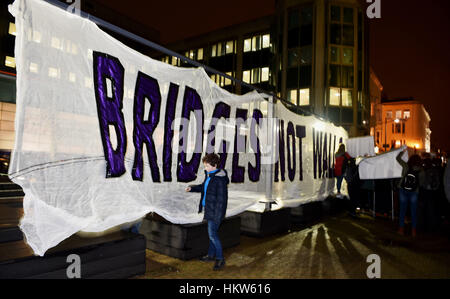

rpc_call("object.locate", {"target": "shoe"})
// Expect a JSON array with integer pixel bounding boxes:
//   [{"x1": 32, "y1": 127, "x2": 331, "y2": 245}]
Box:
[
  {"x1": 199, "y1": 255, "x2": 215, "y2": 262},
  {"x1": 213, "y1": 259, "x2": 225, "y2": 271},
  {"x1": 397, "y1": 227, "x2": 405, "y2": 236}
]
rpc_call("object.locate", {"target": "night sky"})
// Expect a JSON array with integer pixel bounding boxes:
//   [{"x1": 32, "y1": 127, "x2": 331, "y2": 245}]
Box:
[{"x1": 95, "y1": 0, "x2": 450, "y2": 152}]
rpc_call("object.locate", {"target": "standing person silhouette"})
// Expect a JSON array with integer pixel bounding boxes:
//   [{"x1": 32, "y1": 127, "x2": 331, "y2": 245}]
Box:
[
  {"x1": 185, "y1": 153, "x2": 229, "y2": 271},
  {"x1": 334, "y1": 144, "x2": 352, "y2": 198}
]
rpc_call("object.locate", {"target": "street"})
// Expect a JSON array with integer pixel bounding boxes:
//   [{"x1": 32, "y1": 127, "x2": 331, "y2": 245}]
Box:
[{"x1": 136, "y1": 212, "x2": 450, "y2": 279}]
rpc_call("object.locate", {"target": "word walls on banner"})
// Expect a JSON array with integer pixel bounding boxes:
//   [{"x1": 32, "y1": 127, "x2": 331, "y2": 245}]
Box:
[{"x1": 93, "y1": 51, "x2": 263, "y2": 184}]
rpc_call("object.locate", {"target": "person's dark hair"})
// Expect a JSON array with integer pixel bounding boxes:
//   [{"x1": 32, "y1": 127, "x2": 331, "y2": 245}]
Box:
[
  {"x1": 408, "y1": 154, "x2": 422, "y2": 168},
  {"x1": 202, "y1": 153, "x2": 220, "y2": 167}
]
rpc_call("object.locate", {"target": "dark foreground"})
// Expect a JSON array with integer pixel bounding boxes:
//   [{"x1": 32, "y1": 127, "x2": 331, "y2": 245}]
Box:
[{"x1": 134, "y1": 212, "x2": 450, "y2": 279}]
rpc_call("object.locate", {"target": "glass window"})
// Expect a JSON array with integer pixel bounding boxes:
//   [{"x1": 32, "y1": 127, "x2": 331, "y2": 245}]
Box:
[
  {"x1": 289, "y1": 10, "x2": 300, "y2": 29},
  {"x1": 198, "y1": 48, "x2": 203, "y2": 60},
  {"x1": 395, "y1": 110, "x2": 402, "y2": 119},
  {"x1": 330, "y1": 24, "x2": 341, "y2": 44},
  {"x1": 342, "y1": 89, "x2": 352, "y2": 107},
  {"x1": 342, "y1": 48, "x2": 353, "y2": 65},
  {"x1": 252, "y1": 36, "x2": 261, "y2": 51},
  {"x1": 329, "y1": 65, "x2": 340, "y2": 86},
  {"x1": 300, "y1": 46, "x2": 312, "y2": 64},
  {"x1": 243, "y1": 70, "x2": 250, "y2": 83},
  {"x1": 251, "y1": 68, "x2": 260, "y2": 84},
  {"x1": 261, "y1": 67, "x2": 269, "y2": 82},
  {"x1": 226, "y1": 41, "x2": 234, "y2": 54},
  {"x1": 225, "y1": 72, "x2": 232, "y2": 86},
  {"x1": 329, "y1": 88, "x2": 340, "y2": 106},
  {"x1": 288, "y1": 89, "x2": 297, "y2": 105},
  {"x1": 301, "y1": 6, "x2": 313, "y2": 24},
  {"x1": 288, "y1": 49, "x2": 299, "y2": 67},
  {"x1": 262, "y1": 34, "x2": 270, "y2": 48},
  {"x1": 244, "y1": 38, "x2": 251, "y2": 52},
  {"x1": 331, "y1": 47, "x2": 340, "y2": 63},
  {"x1": 331, "y1": 6, "x2": 340, "y2": 22},
  {"x1": 8, "y1": 23, "x2": 16, "y2": 36},
  {"x1": 341, "y1": 66, "x2": 354, "y2": 88},
  {"x1": 217, "y1": 43, "x2": 223, "y2": 56},
  {"x1": 344, "y1": 7, "x2": 353, "y2": 23},
  {"x1": 404, "y1": 110, "x2": 410, "y2": 119},
  {"x1": 386, "y1": 111, "x2": 393, "y2": 119},
  {"x1": 299, "y1": 88, "x2": 310, "y2": 106},
  {"x1": 342, "y1": 25, "x2": 354, "y2": 46},
  {"x1": 5, "y1": 56, "x2": 16, "y2": 68},
  {"x1": 211, "y1": 44, "x2": 217, "y2": 57}
]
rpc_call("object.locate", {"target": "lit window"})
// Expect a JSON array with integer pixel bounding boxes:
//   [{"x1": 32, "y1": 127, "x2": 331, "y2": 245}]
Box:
[
  {"x1": 5, "y1": 56, "x2": 15, "y2": 68},
  {"x1": 243, "y1": 70, "x2": 250, "y2": 83},
  {"x1": 330, "y1": 47, "x2": 340, "y2": 63},
  {"x1": 342, "y1": 48, "x2": 353, "y2": 65},
  {"x1": 184, "y1": 51, "x2": 189, "y2": 58},
  {"x1": 226, "y1": 41, "x2": 234, "y2": 54},
  {"x1": 299, "y1": 88, "x2": 310, "y2": 106},
  {"x1": 395, "y1": 110, "x2": 402, "y2": 119},
  {"x1": 262, "y1": 34, "x2": 270, "y2": 48},
  {"x1": 51, "y1": 37, "x2": 62, "y2": 50},
  {"x1": 261, "y1": 67, "x2": 269, "y2": 82},
  {"x1": 190, "y1": 50, "x2": 194, "y2": 59},
  {"x1": 171, "y1": 57, "x2": 178, "y2": 66},
  {"x1": 224, "y1": 72, "x2": 232, "y2": 86},
  {"x1": 251, "y1": 68, "x2": 260, "y2": 84},
  {"x1": 386, "y1": 111, "x2": 392, "y2": 119},
  {"x1": 29, "y1": 62, "x2": 38, "y2": 73},
  {"x1": 69, "y1": 72, "x2": 76, "y2": 82},
  {"x1": 198, "y1": 48, "x2": 203, "y2": 60},
  {"x1": 211, "y1": 45, "x2": 217, "y2": 57},
  {"x1": 8, "y1": 23, "x2": 16, "y2": 36},
  {"x1": 342, "y1": 89, "x2": 352, "y2": 107},
  {"x1": 244, "y1": 38, "x2": 251, "y2": 52},
  {"x1": 252, "y1": 36, "x2": 261, "y2": 51},
  {"x1": 288, "y1": 90, "x2": 297, "y2": 105},
  {"x1": 48, "y1": 67, "x2": 59, "y2": 78},
  {"x1": 329, "y1": 88, "x2": 340, "y2": 106},
  {"x1": 217, "y1": 43, "x2": 223, "y2": 56},
  {"x1": 404, "y1": 110, "x2": 410, "y2": 119}
]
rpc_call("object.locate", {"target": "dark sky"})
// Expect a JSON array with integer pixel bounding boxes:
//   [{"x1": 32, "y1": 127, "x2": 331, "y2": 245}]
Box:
[{"x1": 96, "y1": 0, "x2": 450, "y2": 152}]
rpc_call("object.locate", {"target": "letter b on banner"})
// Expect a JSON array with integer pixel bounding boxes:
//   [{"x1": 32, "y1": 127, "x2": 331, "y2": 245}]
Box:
[
  {"x1": 66, "y1": 254, "x2": 81, "y2": 279},
  {"x1": 366, "y1": 254, "x2": 381, "y2": 279}
]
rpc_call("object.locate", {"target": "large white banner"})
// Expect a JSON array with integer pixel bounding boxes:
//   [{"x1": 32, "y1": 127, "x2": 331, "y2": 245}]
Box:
[{"x1": 9, "y1": 0, "x2": 347, "y2": 256}]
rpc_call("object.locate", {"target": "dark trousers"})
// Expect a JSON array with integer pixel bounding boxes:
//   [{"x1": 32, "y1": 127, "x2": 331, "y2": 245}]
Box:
[{"x1": 207, "y1": 221, "x2": 223, "y2": 260}]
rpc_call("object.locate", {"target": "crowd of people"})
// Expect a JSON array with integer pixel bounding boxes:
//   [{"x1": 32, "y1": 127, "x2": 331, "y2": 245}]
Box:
[{"x1": 335, "y1": 144, "x2": 450, "y2": 238}]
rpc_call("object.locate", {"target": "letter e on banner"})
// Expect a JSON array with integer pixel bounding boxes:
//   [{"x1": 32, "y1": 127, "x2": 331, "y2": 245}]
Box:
[{"x1": 366, "y1": 254, "x2": 381, "y2": 279}]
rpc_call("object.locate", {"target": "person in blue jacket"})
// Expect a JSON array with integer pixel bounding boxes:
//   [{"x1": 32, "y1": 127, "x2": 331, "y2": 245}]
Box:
[{"x1": 185, "y1": 153, "x2": 229, "y2": 271}]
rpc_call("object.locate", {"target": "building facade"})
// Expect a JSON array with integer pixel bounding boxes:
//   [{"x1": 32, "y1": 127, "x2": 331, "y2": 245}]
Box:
[
  {"x1": 374, "y1": 98, "x2": 431, "y2": 153},
  {"x1": 158, "y1": 0, "x2": 370, "y2": 137}
]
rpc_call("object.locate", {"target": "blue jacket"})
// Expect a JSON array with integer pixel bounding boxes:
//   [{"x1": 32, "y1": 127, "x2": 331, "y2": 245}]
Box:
[{"x1": 189, "y1": 169, "x2": 229, "y2": 224}]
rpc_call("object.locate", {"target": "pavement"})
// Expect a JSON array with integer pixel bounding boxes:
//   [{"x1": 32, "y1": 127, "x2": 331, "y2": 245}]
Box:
[{"x1": 134, "y1": 212, "x2": 450, "y2": 279}]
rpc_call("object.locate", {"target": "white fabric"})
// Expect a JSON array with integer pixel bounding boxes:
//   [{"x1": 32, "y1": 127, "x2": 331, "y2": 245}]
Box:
[
  {"x1": 358, "y1": 146, "x2": 408, "y2": 180},
  {"x1": 9, "y1": 0, "x2": 348, "y2": 256},
  {"x1": 346, "y1": 136, "x2": 375, "y2": 158}
]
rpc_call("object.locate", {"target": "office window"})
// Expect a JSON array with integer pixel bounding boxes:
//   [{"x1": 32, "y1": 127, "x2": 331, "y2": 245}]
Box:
[
  {"x1": 197, "y1": 48, "x2": 203, "y2": 60},
  {"x1": 330, "y1": 88, "x2": 340, "y2": 106},
  {"x1": 9, "y1": 22, "x2": 16, "y2": 36},
  {"x1": 288, "y1": 89, "x2": 297, "y2": 105},
  {"x1": 244, "y1": 38, "x2": 251, "y2": 52},
  {"x1": 386, "y1": 111, "x2": 392, "y2": 119},
  {"x1": 299, "y1": 88, "x2": 310, "y2": 106},
  {"x1": 343, "y1": 7, "x2": 354, "y2": 24},
  {"x1": 342, "y1": 48, "x2": 353, "y2": 65},
  {"x1": 5, "y1": 56, "x2": 15, "y2": 68},
  {"x1": 261, "y1": 67, "x2": 269, "y2": 82},
  {"x1": 226, "y1": 41, "x2": 234, "y2": 54},
  {"x1": 395, "y1": 123, "x2": 401, "y2": 133},
  {"x1": 243, "y1": 70, "x2": 250, "y2": 83},
  {"x1": 342, "y1": 89, "x2": 352, "y2": 107},
  {"x1": 404, "y1": 110, "x2": 410, "y2": 119},
  {"x1": 262, "y1": 34, "x2": 270, "y2": 48},
  {"x1": 395, "y1": 110, "x2": 402, "y2": 119},
  {"x1": 224, "y1": 72, "x2": 232, "y2": 86},
  {"x1": 330, "y1": 47, "x2": 340, "y2": 63},
  {"x1": 331, "y1": 6, "x2": 340, "y2": 22},
  {"x1": 211, "y1": 44, "x2": 217, "y2": 57},
  {"x1": 251, "y1": 68, "x2": 260, "y2": 84}
]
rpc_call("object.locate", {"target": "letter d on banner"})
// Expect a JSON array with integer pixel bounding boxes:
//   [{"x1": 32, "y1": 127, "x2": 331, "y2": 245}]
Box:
[
  {"x1": 366, "y1": 254, "x2": 381, "y2": 279},
  {"x1": 66, "y1": 254, "x2": 81, "y2": 279}
]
